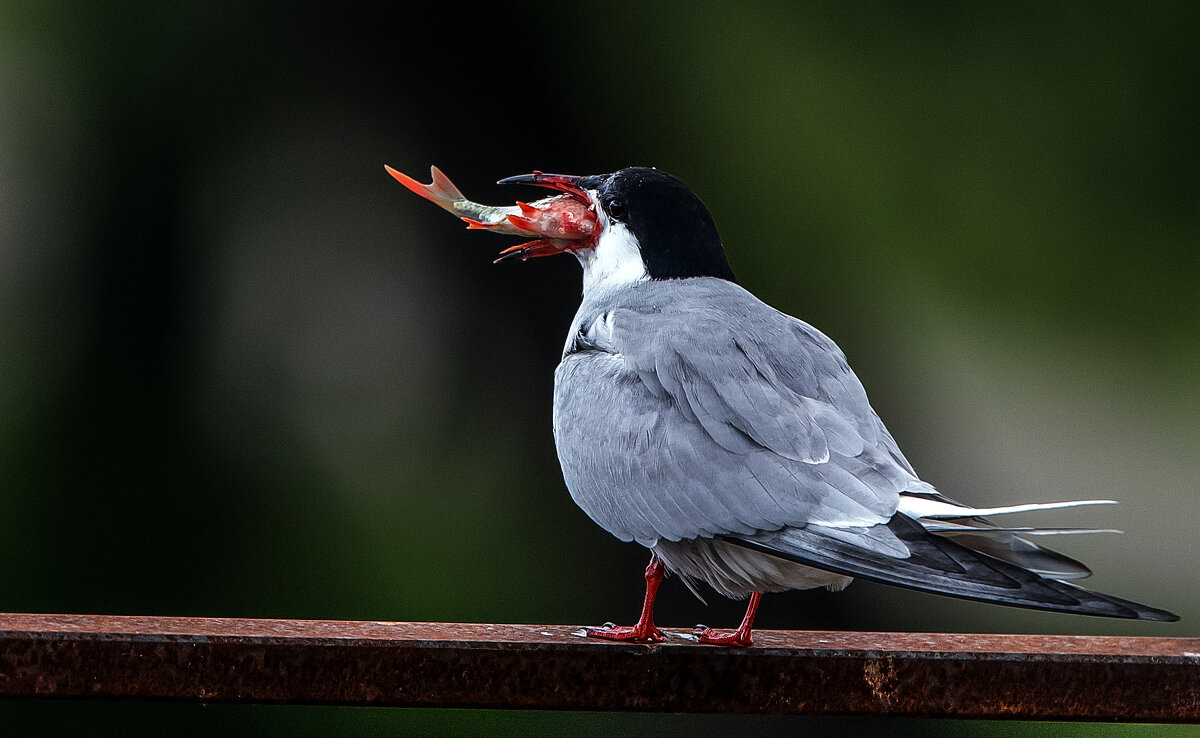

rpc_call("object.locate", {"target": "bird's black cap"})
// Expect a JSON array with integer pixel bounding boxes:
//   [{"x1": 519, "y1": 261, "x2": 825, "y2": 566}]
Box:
[{"x1": 582, "y1": 168, "x2": 737, "y2": 283}]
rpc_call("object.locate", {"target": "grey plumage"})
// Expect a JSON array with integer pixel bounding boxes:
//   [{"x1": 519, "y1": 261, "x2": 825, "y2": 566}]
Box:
[
  {"x1": 554, "y1": 277, "x2": 1176, "y2": 621},
  {"x1": 556, "y1": 279, "x2": 907, "y2": 544}
]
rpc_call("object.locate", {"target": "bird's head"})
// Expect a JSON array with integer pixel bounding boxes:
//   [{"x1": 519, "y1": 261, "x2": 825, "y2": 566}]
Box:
[{"x1": 498, "y1": 167, "x2": 737, "y2": 290}]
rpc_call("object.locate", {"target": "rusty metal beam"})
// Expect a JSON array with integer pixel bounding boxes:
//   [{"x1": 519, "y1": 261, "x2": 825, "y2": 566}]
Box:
[{"x1": 0, "y1": 613, "x2": 1196, "y2": 721}]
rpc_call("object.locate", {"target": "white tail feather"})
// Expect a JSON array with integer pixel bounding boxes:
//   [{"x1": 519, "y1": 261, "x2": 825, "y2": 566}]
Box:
[{"x1": 898, "y1": 496, "x2": 1116, "y2": 520}]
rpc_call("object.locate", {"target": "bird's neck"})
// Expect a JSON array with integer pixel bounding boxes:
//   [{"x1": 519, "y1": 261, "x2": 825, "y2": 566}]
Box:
[{"x1": 575, "y1": 222, "x2": 649, "y2": 297}]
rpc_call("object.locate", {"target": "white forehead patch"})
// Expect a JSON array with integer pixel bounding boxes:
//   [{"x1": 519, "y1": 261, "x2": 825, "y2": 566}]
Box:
[{"x1": 574, "y1": 190, "x2": 649, "y2": 296}]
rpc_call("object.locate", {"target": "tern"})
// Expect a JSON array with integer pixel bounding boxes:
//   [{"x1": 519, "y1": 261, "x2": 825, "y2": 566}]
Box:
[{"x1": 389, "y1": 164, "x2": 1178, "y2": 645}]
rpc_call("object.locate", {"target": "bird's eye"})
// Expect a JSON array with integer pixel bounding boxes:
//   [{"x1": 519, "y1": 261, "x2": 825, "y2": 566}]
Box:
[{"x1": 607, "y1": 198, "x2": 627, "y2": 219}]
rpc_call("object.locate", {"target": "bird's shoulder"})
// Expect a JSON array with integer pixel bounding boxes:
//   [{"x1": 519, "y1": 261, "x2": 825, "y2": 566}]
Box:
[
  {"x1": 573, "y1": 276, "x2": 797, "y2": 336},
  {"x1": 562, "y1": 278, "x2": 889, "y2": 463},
  {"x1": 571, "y1": 278, "x2": 850, "y2": 386}
]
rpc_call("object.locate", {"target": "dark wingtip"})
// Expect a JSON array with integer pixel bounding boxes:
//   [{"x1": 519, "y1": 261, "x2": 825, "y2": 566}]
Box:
[
  {"x1": 729, "y1": 519, "x2": 1183, "y2": 623},
  {"x1": 1138, "y1": 607, "x2": 1181, "y2": 623}
]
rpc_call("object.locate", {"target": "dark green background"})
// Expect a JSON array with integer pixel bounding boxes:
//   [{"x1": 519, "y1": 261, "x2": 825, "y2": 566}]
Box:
[{"x1": 1, "y1": 2, "x2": 1196, "y2": 735}]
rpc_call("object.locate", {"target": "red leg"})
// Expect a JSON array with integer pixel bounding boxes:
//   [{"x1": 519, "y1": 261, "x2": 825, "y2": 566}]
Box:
[
  {"x1": 586, "y1": 557, "x2": 666, "y2": 643},
  {"x1": 695, "y1": 591, "x2": 762, "y2": 647}
]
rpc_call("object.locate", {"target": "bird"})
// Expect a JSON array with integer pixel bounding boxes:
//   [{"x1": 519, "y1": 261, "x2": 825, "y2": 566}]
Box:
[{"x1": 391, "y1": 165, "x2": 1179, "y2": 645}]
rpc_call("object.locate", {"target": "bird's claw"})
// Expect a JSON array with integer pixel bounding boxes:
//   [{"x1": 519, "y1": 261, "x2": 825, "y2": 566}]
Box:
[
  {"x1": 582, "y1": 621, "x2": 666, "y2": 643},
  {"x1": 692, "y1": 624, "x2": 753, "y2": 647}
]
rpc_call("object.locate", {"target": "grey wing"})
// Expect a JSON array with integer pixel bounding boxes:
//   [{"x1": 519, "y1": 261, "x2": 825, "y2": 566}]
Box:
[{"x1": 552, "y1": 288, "x2": 922, "y2": 546}]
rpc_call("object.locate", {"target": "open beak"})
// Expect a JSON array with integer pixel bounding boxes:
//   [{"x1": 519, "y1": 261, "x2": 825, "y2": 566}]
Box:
[
  {"x1": 494, "y1": 171, "x2": 597, "y2": 263},
  {"x1": 497, "y1": 172, "x2": 591, "y2": 204}
]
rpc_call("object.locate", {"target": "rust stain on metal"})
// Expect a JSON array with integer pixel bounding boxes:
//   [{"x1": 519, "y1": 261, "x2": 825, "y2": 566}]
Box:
[
  {"x1": 862, "y1": 657, "x2": 899, "y2": 709},
  {"x1": 0, "y1": 613, "x2": 1196, "y2": 721}
]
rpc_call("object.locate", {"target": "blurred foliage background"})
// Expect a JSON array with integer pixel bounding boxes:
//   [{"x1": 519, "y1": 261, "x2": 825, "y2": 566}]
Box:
[{"x1": 1, "y1": 1, "x2": 1196, "y2": 735}]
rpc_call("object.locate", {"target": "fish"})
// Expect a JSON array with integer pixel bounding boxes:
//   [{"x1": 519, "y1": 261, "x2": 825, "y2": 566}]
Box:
[{"x1": 386, "y1": 165, "x2": 598, "y2": 261}]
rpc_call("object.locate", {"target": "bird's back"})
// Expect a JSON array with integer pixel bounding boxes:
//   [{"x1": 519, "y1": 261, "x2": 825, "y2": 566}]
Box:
[{"x1": 553, "y1": 278, "x2": 925, "y2": 547}]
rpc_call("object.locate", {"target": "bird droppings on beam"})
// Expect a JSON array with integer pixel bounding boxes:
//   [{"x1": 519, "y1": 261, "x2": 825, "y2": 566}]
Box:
[{"x1": 0, "y1": 613, "x2": 1196, "y2": 722}]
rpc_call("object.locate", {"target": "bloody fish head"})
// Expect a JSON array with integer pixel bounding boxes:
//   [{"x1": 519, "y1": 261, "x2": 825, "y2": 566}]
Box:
[{"x1": 493, "y1": 171, "x2": 600, "y2": 263}]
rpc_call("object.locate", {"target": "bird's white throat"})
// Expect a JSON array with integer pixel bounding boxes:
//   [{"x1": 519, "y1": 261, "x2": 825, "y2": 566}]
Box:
[{"x1": 575, "y1": 220, "x2": 649, "y2": 296}]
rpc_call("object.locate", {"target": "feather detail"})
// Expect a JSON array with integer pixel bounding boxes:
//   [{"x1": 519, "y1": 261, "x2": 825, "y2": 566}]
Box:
[
  {"x1": 898, "y1": 495, "x2": 1116, "y2": 519},
  {"x1": 922, "y1": 521, "x2": 1122, "y2": 536},
  {"x1": 730, "y1": 517, "x2": 1178, "y2": 621}
]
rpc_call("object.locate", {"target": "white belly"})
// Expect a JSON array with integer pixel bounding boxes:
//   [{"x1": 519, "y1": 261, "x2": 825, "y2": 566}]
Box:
[{"x1": 652, "y1": 536, "x2": 853, "y2": 599}]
